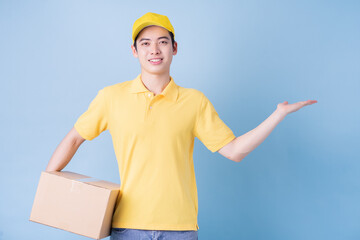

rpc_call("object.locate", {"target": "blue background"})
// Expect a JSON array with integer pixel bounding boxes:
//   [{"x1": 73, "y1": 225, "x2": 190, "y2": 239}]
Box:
[{"x1": 1, "y1": 0, "x2": 359, "y2": 239}]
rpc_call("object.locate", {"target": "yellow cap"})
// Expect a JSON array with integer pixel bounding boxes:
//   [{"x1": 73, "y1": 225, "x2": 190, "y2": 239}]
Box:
[{"x1": 132, "y1": 12, "x2": 175, "y2": 42}]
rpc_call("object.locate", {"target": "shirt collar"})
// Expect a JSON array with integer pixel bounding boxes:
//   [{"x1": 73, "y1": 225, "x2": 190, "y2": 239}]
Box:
[{"x1": 130, "y1": 73, "x2": 179, "y2": 102}]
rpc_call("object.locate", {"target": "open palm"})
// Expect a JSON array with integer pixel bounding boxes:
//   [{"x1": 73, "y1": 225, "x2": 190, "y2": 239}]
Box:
[{"x1": 277, "y1": 100, "x2": 318, "y2": 115}]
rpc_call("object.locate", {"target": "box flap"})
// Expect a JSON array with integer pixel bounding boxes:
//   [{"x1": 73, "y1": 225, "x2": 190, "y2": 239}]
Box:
[
  {"x1": 84, "y1": 180, "x2": 120, "y2": 190},
  {"x1": 45, "y1": 171, "x2": 120, "y2": 190},
  {"x1": 46, "y1": 171, "x2": 89, "y2": 180}
]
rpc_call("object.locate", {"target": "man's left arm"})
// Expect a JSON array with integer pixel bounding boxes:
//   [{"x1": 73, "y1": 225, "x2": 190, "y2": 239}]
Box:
[{"x1": 218, "y1": 100, "x2": 317, "y2": 162}]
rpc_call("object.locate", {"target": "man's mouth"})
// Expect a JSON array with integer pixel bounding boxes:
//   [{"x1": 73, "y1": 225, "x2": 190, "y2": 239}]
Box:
[{"x1": 148, "y1": 58, "x2": 163, "y2": 64}]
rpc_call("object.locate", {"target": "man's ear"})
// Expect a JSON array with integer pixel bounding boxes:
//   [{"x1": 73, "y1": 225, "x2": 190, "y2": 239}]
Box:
[
  {"x1": 172, "y1": 41, "x2": 178, "y2": 55},
  {"x1": 131, "y1": 44, "x2": 138, "y2": 58}
]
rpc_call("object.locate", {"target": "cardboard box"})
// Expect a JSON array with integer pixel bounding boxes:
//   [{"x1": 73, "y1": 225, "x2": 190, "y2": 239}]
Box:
[{"x1": 29, "y1": 171, "x2": 120, "y2": 239}]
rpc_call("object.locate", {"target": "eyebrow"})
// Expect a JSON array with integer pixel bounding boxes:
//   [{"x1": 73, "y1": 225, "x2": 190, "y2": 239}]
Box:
[{"x1": 139, "y1": 36, "x2": 170, "y2": 43}]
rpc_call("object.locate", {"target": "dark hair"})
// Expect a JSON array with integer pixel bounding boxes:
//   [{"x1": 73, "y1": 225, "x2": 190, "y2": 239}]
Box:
[{"x1": 133, "y1": 30, "x2": 175, "y2": 52}]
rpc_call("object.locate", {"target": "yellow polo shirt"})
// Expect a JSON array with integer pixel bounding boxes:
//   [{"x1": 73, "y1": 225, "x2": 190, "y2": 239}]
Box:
[{"x1": 74, "y1": 73, "x2": 236, "y2": 231}]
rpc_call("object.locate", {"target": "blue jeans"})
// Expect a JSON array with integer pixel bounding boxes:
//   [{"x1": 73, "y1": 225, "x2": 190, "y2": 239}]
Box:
[{"x1": 110, "y1": 228, "x2": 198, "y2": 240}]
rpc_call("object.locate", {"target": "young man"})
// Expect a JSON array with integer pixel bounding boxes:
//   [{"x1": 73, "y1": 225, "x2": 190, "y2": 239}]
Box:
[{"x1": 46, "y1": 12, "x2": 317, "y2": 240}]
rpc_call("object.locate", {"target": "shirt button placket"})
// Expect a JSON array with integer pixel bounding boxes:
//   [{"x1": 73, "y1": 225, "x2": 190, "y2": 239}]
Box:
[{"x1": 145, "y1": 92, "x2": 153, "y2": 120}]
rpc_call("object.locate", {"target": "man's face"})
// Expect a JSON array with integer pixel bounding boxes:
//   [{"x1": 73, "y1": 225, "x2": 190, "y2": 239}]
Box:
[{"x1": 131, "y1": 25, "x2": 177, "y2": 75}]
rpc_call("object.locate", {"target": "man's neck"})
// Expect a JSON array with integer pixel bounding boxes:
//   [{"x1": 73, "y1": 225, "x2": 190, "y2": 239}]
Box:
[{"x1": 140, "y1": 71, "x2": 171, "y2": 95}]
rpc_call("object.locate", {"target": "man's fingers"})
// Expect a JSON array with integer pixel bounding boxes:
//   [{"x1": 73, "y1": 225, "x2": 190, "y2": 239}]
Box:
[
  {"x1": 300, "y1": 100, "x2": 317, "y2": 106},
  {"x1": 279, "y1": 100, "x2": 317, "y2": 110},
  {"x1": 306, "y1": 100, "x2": 317, "y2": 105}
]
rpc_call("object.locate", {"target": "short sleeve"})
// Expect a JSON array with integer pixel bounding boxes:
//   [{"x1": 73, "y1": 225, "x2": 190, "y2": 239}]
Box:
[
  {"x1": 74, "y1": 88, "x2": 109, "y2": 140},
  {"x1": 194, "y1": 93, "x2": 236, "y2": 152}
]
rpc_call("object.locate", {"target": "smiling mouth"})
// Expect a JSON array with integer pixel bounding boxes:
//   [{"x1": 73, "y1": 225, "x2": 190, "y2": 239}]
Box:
[
  {"x1": 148, "y1": 58, "x2": 163, "y2": 62},
  {"x1": 148, "y1": 58, "x2": 163, "y2": 65}
]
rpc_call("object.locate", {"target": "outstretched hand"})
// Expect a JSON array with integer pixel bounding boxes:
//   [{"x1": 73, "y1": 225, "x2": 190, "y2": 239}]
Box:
[{"x1": 276, "y1": 100, "x2": 318, "y2": 116}]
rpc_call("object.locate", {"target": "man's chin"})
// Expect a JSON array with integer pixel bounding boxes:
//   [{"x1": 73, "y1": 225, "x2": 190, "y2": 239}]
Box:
[{"x1": 141, "y1": 66, "x2": 169, "y2": 75}]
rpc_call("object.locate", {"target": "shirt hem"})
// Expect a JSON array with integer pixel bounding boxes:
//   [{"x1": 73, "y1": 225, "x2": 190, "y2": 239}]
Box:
[
  {"x1": 111, "y1": 222, "x2": 199, "y2": 231},
  {"x1": 73, "y1": 123, "x2": 93, "y2": 141},
  {"x1": 210, "y1": 133, "x2": 236, "y2": 153}
]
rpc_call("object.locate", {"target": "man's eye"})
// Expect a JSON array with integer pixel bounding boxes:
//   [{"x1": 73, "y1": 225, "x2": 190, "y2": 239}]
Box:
[
  {"x1": 160, "y1": 41, "x2": 168, "y2": 44},
  {"x1": 142, "y1": 42, "x2": 149, "y2": 45}
]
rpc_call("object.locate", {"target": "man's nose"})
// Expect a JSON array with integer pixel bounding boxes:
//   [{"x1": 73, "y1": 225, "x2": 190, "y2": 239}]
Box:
[{"x1": 151, "y1": 44, "x2": 160, "y2": 54}]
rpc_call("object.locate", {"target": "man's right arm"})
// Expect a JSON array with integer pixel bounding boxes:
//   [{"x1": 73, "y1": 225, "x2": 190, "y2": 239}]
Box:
[{"x1": 45, "y1": 127, "x2": 86, "y2": 172}]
